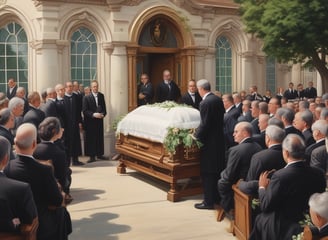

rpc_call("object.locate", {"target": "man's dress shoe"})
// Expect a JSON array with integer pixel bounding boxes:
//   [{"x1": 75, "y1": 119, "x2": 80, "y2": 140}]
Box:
[{"x1": 194, "y1": 202, "x2": 214, "y2": 210}]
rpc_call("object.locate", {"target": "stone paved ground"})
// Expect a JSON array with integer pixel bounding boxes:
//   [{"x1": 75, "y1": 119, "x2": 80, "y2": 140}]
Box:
[{"x1": 67, "y1": 158, "x2": 237, "y2": 240}]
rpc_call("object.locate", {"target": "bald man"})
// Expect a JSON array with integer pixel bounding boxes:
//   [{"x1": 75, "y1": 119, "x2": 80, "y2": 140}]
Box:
[
  {"x1": 4, "y1": 123, "x2": 72, "y2": 240},
  {"x1": 0, "y1": 136, "x2": 37, "y2": 233}
]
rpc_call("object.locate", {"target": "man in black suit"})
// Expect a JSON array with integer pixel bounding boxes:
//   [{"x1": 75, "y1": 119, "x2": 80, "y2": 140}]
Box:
[
  {"x1": 246, "y1": 85, "x2": 263, "y2": 101},
  {"x1": 4, "y1": 123, "x2": 72, "y2": 240},
  {"x1": 137, "y1": 73, "x2": 154, "y2": 106},
  {"x1": 238, "y1": 125, "x2": 286, "y2": 196},
  {"x1": 249, "y1": 134, "x2": 326, "y2": 240},
  {"x1": 293, "y1": 110, "x2": 315, "y2": 147},
  {"x1": 55, "y1": 84, "x2": 66, "y2": 128},
  {"x1": 305, "y1": 119, "x2": 327, "y2": 163},
  {"x1": 6, "y1": 77, "x2": 17, "y2": 100},
  {"x1": 40, "y1": 88, "x2": 57, "y2": 118},
  {"x1": 0, "y1": 108, "x2": 15, "y2": 159},
  {"x1": 217, "y1": 122, "x2": 262, "y2": 219},
  {"x1": 16, "y1": 87, "x2": 29, "y2": 115},
  {"x1": 73, "y1": 81, "x2": 83, "y2": 117},
  {"x1": 0, "y1": 136, "x2": 37, "y2": 233},
  {"x1": 304, "y1": 81, "x2": 317, "y2": 99},
  {"x1": 233, "y1": 93, "x2": 243, "y2": 114},
  {"x1": 22, "y1": 91, "x2": 45, "y2": 129},
  {"x1": 310, "y1": 145, "x2": 327, "y2": 173},
  {"x1": 223, "y1": 94, "x2": 240, "y2": 149},
  {"x1": 8, "y1": 97, "x2": 25, "y2": 136},
  {"x1": 237, "y1": 100, "x2": 253, "y2": 122},
  {"x1": 308, "y1": 192, "x2": 328, "y2": 238},
  {"x1": 193, "y1": 79, "x2": 225, "y2": 210},
  {"x1": 296, "y1": 83, "x2": 305, "y2": 99},
  {"x1": 156, "y1": 69, "x2": 181, "y2": 102},
  {"x1": 64, "y1": 81, "x2": 83, "y2": 166},
  {"x1": 180, "y1": 79, "x2": 202, "y2": 109},
  {"x1": 252, "y1": 113, "x2": 270, "y2": 149},
  {"x1": 82, "y1": 80, "x2": 107, "y2": 163},
  {"x1": 276, "y1": 107, "x2": 303, "y2": 137},
  {"x1": 283, "y1": 82, "x2": 298, "y2": 100},
  {"x1": 251, "y1": 100, "x2": 261, "y2": 134}
]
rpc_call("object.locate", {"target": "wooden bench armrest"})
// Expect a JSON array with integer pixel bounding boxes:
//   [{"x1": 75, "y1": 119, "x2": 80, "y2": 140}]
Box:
[
  {"x1": 20, "y1": 217, "x2": 38, "y2": 240},
  {"x1": 232, "y1": 184, "x2": 253, "y2": 240}
]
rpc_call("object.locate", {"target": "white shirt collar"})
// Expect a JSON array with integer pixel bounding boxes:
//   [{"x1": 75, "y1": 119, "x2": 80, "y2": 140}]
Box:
[
  {"x1": 202, "y1": 92, "x2": 211, "y2": 100},
  {"x1": 225, "y1": 105, "x2": 234, "y2": 113}
]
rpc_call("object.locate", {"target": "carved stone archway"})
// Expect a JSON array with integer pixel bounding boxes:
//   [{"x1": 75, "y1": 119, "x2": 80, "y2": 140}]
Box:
[{"x1": 127, "y1": 6, "x2": 196, "y2": 111}]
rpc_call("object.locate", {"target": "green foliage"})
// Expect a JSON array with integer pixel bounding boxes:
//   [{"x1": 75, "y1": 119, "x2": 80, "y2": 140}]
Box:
[
  {"x1": 237, "y1": 0, "x2": 328, "y2": 64},
  {"x1": 163, "y1": 127, "x2": 202, "y2": 154}
]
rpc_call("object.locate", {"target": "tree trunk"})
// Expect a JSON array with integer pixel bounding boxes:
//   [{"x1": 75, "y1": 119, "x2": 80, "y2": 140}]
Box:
[{"x1": 311, "y1": 52, "x2": 328, "y2": 93}]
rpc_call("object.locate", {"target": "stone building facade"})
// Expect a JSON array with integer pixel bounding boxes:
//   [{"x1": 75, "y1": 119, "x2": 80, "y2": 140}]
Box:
[{"x1": 0, "y1": 0, "x2": 320, "y2": 155}]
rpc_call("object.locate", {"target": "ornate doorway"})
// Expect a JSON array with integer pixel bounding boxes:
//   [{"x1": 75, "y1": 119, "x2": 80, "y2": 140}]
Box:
[{"x1": 127, "y1": 7, "x2": 195, "y2": 111}]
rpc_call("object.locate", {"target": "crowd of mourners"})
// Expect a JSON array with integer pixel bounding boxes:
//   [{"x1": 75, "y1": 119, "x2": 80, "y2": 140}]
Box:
[
  {"x1": 138, "y1": 70, "x2": 328, "y2": 240},
  {"x1": 1, "y1": 70, "x2": 328, "y2": 240},
  {"x1": 0, "y1": 77, "x2": 107, "y2": 240}
]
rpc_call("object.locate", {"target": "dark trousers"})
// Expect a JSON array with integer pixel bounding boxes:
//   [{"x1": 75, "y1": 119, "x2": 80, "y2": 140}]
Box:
[{"x1": 201, "y1": 173, "x2": 220, "y2": 206}]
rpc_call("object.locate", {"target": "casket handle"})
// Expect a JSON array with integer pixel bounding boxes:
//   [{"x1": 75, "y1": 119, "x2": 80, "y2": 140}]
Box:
[{"x1": 127, "y1": 140, "x2": 149, "y2": 150}]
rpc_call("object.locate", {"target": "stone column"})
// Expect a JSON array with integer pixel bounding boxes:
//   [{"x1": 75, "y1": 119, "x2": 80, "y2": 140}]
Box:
[
  {"x1": 241, "y1": 51, "x2": 256, "y2": 91},
  {"x1": 107, "y1": 43, "x2": 128, "y2": 155},
  {"x1": 30, "y1": 39, "x2": 62, "y2": 92},
  {"x1": 204, "y1": 47, "x2": 216, "y2": 88}
]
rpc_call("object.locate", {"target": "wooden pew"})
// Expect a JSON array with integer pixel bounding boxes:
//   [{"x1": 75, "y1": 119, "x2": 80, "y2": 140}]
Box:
[
  {"x1": 0, "y1": 217, "x2": 38, "y2": 240},
  {"x1": 303, "y1": 225, "x2": 328, "y2": 240},
  {"x1": 232, "y1": 184, "x2": 253, "y2": 240}
]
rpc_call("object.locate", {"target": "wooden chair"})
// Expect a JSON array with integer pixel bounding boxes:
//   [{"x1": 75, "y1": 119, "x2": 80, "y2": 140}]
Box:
[
  {"x1": 232, "y1": 184, "x2": 253, "y2": 240},
  {"x1": 0, "y1": 217, "x2": 38, "y2": 240},
  {"x1": 303, "y1": 225, "x2": 328, "y2": 240}
]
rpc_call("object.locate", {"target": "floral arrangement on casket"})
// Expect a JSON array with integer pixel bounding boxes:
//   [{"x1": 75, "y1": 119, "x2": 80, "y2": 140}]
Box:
[{"x1": 115, "y1": 101, "x2": 202, "y2": 159}]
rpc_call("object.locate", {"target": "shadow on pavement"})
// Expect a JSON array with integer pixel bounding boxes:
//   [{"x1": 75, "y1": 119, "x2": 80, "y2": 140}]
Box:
[
  {"x1": 71, "y1": 212, "x2": 131, "y2": 240},
  {"x1": 69, "y1": 188, "x2": 105, "y2": 205}
]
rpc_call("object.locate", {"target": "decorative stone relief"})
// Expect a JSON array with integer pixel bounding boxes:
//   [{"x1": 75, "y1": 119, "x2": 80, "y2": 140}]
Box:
[{"x1": 0, "y1": 0, "x2": 7, "y2": 6}]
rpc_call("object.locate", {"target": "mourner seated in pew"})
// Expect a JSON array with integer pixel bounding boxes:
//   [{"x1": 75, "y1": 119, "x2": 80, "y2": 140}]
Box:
[
  {"x1": 249, "y1": 134, "x2": 326, "y2": 240},
  {"x1": 0, "y1": 136, "x2": 38, "y2": 236},
  {"x1": 217, "y1": 122, "x2": 262, "y2": 221},
  {"x1": 304, "y1": 192, "x2": 328, "y2": 239},
  {"x1": 238, "y1": 125, "x2": 286, "y2": 196}
]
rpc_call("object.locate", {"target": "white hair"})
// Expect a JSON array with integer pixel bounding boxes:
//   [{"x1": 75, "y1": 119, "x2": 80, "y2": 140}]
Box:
[
  {"x1": 312, "y1": 120, "x2": 328, "y2": 136},
  {"x1": 309, "y1": 192, "x2": 328, "y2": 220},
  {"x1": 196, "y1": 79, "x2": 211, "y2": 91},
  {"x1": 266, "y1": 125, "x2": 285, "y2": 143},
  {"x1": 8, "y1": 97, "x2": 24, "y2": 111}
]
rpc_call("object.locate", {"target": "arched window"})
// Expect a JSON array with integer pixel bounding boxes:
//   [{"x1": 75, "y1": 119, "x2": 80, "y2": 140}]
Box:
[
  {"x1": 71, "y1": 27, "x2": 97, "y2": 87},
  {"x1": 215, "y1": 36, "x2": 232, "y2": 94},
  {"x1": 265, "y1": 57, "x2": 276, "y2": 94},
  {"x1": 0, "y1": 22, "x2": 28, "y2": 92}
]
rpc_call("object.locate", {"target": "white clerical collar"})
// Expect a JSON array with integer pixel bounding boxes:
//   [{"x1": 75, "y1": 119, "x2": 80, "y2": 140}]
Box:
[
  {"x1": 202, "y1": 92, "x2": 211, "y2": 100},
  {"x1": 65, "y1": 93, "x2": 72, "y2": 97}
]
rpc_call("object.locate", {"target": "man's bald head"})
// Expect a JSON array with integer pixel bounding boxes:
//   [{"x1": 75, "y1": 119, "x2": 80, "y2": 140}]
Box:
[{"x1": 15, "y1": 123, "x2": 37, "y2": 151}]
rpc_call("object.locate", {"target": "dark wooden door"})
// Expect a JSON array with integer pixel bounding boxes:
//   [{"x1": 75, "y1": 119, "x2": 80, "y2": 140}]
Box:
[{"x1": 149, "y1": 53, "x2": 175, "y2": 97}]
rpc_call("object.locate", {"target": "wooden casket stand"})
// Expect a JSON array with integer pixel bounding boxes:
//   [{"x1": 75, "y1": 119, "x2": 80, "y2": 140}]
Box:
[{"x1": 116, "y1": 133, "x2": 202, "y2": 202}]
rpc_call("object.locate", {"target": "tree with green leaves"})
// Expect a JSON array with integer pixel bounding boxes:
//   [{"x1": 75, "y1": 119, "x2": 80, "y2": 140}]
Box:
[{"x1": 235, "y1": 0, "x2": 328, "y2": 92}]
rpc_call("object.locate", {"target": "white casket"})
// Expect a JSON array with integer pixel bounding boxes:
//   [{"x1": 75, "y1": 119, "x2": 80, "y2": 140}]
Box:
[{"x1": 115, "y1": 102, "x2": 202, "y2": 202}]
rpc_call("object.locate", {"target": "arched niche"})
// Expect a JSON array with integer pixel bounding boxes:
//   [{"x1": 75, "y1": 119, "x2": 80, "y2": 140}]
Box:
[{"x1": 127, "y1": 6, "x2": 195, "y2": 111}]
